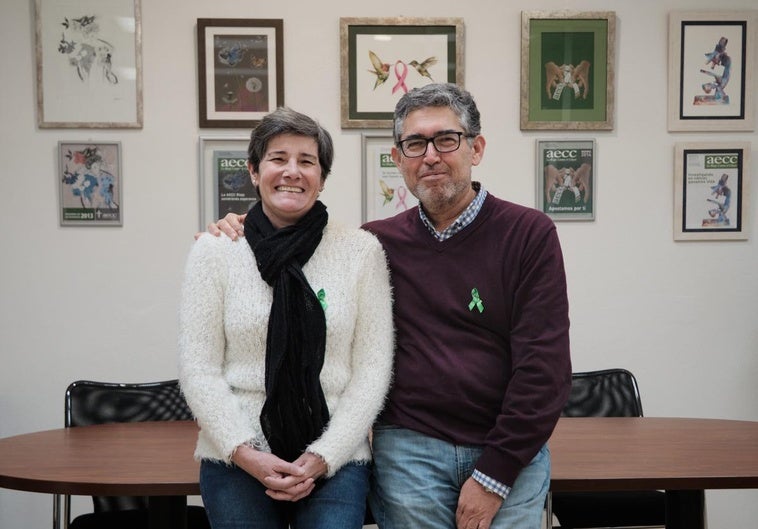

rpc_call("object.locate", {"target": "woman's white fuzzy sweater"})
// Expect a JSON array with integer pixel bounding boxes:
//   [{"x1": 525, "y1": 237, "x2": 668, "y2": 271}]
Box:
[{"x1": 178, "y1": 221, "x2": 394, "y2": 476}]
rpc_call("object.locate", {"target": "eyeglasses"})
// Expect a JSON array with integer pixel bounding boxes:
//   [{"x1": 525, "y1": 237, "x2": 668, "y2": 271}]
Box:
[{"x1": 397, "y1": 131, "x2": 474, "y2": 158}]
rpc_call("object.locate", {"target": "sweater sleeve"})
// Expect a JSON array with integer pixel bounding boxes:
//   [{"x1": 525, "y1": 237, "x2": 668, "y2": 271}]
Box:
[
  {"x1": 306, "y1": 234, "x2": 395, "y2": 476},
  {"x1": 475, "y1": 217, "x2": 572, "y2": 487},
  {"x1": 178, "y1": 235, "x2": 259, "y2": 461}
]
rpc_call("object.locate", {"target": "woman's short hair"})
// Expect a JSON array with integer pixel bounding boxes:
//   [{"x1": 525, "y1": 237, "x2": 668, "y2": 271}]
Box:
[{"x1": 247, "y1": 107, "x2": 334, "y2": 178}]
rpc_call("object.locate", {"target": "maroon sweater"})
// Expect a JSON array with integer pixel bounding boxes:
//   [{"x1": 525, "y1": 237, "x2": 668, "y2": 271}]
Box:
[{"x1": 363, "y1": 193, "x2": 571, "y2": 487}]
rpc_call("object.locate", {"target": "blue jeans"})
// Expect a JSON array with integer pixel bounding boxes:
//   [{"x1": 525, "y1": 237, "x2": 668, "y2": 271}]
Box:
[
  {"x1": 200, "y1": 459, "x2": 370, "y2": 529},
  {"x1": 369, "y1": 425, "x2": 550, "y2": 529}
]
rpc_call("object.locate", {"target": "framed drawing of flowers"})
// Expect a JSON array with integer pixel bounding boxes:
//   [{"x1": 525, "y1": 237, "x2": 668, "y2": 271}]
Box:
[
  {"x1": 520, "y1": 11, "x2": 616, "y2": 130},
  {"x1": 58, "y1": 141, "x2": 123, "y2": 226},
  {"x1": 340, "y1": 17, "x2": 464, "y2": 128},
  {"x1": 197, "y1": 18, "x2": 284, "y2": 128},
  {"x1": 668, "y1": 11, "x2": 756, "y2": 131},
  {"x1": 35, "y1": 0, "x2": 143, "y2": 128}
]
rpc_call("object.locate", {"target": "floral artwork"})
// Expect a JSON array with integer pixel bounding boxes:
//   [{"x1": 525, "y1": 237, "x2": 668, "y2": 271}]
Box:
[
  {"x1": 57, "y1": 14, "x2": 119, "y2": 85},
  {"x1": 58, "y1": 142, "x2": 122, "y2": 225},
  {"x1": 35, "y1": 0, "x2": 142, "y2": 128}
]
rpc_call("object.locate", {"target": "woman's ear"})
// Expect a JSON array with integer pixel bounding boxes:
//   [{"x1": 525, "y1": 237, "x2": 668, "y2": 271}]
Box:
[{"x1": 247, "y1": 161, "x2": 257, "y2": 185}]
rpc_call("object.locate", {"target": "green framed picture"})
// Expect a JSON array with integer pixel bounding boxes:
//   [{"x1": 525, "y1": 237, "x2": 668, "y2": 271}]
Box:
[
  {"x1": 340, "y1": 17, "x2": 464, "y2": 129},
  {"x1": 520, "y1": 11, "x2": 616, "y2": 130}
]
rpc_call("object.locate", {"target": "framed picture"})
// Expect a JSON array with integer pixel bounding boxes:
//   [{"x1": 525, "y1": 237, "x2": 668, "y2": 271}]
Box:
[
  {"x1": 361, "y1": 134, "x2": 418, "y2": 223},
  {"x1": 668, "y1": 11, "x2": 756, "y2": 132},
  {"x1": 341, "y1": 17, "x2": 464, "y2": 129},
  {"x1": 197, "y1": 19, "x2": 284, "y2": 128},
  {"x1": 198, "y1": 136, "x2": 257, "y2": 231},
  {"x1": 520, "y1": 11, "x2": 616, "y2": 131},
  {"x1": 58, "y1": 141, "x2": 122, "y2": 226},
  {"x1": 674, "y1": 142, "x2": 750, "y2": 241},
  {"x1": 35, "y1": 0, "x2": 142, "y2": 128},
  {"x1": 535, "y1": 139, "x2": 596, "y2": 221}
]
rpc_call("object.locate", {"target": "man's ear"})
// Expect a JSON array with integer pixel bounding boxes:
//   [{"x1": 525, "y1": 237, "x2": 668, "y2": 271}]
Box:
[
  {"x1": 471, "y1": 136, "x2": 486, "y2": 166},
  {"x1": 390, "y1": 145, "x2": 402, "y2": 167}
]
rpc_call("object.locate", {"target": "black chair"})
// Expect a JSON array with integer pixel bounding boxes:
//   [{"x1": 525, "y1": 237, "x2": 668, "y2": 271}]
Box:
[
  {"x1": 55, "y1": 379, "x2": 210, "y2": 529},
  {"x1": 549, "y1": 368, "x2": 666, "y2": 529}
]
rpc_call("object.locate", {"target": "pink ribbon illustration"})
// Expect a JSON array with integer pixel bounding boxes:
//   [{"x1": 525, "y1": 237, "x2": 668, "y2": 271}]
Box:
[
  {"x1": 396, "y1": 186, "x2": 409, "y2": 210},
  {"x1": 392, "y1": 61, "x2": 408, "y2": 94}
]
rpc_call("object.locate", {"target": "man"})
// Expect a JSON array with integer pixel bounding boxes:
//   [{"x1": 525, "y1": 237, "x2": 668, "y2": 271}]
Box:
[{"x1": 207, "y1": 83, "x2": 571, "y2": 529}]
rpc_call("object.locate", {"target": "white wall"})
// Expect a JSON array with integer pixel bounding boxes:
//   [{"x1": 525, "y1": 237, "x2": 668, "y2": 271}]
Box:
[{"x1": 1, "y1": 0, "x2": 756, "y2": 527}]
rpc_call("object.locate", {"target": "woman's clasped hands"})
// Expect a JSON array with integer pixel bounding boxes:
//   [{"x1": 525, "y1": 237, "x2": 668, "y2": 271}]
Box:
[{"x1": 232, "y1": 444, "x2": 328, "y2": 502}]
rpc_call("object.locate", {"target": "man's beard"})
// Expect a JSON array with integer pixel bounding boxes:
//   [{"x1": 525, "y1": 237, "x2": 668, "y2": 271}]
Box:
[{"x1": 411, "y1": 177, "x2": 470, "y2": 212}]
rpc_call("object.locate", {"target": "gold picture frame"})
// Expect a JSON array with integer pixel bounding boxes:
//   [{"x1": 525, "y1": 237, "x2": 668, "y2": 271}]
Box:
[
  {"x1": 340, "y1": 17, "x2": 464, "y2": 129},
  {"x1": 35, "y1": 0, "x2": 143, "y2": 128},
  {"x1": 520, "y1": 11, "x2": 616, "y2": 130}
]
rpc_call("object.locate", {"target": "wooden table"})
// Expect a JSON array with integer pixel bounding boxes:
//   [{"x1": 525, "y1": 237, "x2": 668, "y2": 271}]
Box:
[
  {"x1": 1, "y1": 418, "x2": 757, "y2": 529},
  {"x1": 0, "y1": 420, "x2": 200, "y2": 529},
  {"x1": 549, "y1": 417, "x2": 758, "y2": 529}
]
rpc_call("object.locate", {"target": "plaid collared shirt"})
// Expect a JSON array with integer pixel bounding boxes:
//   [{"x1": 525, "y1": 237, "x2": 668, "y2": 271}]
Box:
[{"x1": 418, "y1": 182, "x2": 487, "y2": 241}]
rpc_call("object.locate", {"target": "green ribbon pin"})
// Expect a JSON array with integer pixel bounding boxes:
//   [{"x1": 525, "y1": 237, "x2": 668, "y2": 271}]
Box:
[
  {"x1": 317, "y1": 288, "x2": 328, "y2": 311},
  {"x1": 468, "y1": 288, "x2": 484, "y2": 313}
]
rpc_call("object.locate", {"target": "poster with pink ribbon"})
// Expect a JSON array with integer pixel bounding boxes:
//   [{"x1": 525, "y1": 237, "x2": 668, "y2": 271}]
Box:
[
  {"x1": 341, "y1": 18, "x2": 464, "y2": 128},
  {"x1": 361, "y1": 134, "x2": 419, "y2": 222}
]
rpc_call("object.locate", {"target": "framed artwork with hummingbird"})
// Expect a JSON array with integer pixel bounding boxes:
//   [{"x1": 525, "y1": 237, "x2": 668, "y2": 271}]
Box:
[
  {"x1": 361, "y1": 134, "x2": 419, "y2": 222},
  {"x1": 340, "y1": 17, "x2": 464, "y2": 129}
]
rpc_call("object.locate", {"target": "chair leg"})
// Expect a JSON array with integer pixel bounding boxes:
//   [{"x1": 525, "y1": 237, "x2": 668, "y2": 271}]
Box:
[{"x1": 545, "y1": 491, "x2": 553, "y2": 529}]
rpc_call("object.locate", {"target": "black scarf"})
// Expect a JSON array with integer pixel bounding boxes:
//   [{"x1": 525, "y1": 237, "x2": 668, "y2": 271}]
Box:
[{"x1": 244, "y1": 201, "x2": 330, "y2": 461}]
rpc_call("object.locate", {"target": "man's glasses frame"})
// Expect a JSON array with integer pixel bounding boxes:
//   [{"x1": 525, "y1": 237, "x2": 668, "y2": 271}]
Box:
[{"x1": 397, "y1": 131, "x2": 476, "y2": 158}]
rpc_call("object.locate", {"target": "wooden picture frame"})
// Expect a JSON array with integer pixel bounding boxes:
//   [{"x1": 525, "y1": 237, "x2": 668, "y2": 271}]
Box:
[
  {"x1": 674, "y1": 142, "x2": 750, "y2": 241},
  {"x1": 197, "y1": 19, "x2": 284, "y2": 128},
  {"x1": 361, "y1": 133, "x2": 418, "y2": 223},
  {"x1": 58, "y1": 141, "x2": 123, "y2": 226},
  {"x1": 198, "y1": 136, "x2": 255, "y2": 231},
  {"x1": 535, "y1": 139, "x2": 596, "y2": 221},
  {"x1": 340, "y1": 17, "x2": 464, "y2": 129},
  {"x1": 668, "y1": 11, "x2": 756, "y2": 132},
  {"x1": 520, "y1": 11, "x2": 616, "y2": 131},
  {"x1": 35, "y1": 0, "x2": 142, "y2": 128}
]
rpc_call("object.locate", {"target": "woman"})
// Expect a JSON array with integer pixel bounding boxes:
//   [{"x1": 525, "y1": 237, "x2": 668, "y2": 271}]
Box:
[{"x1": 178, "y1": 107, "x2": 394, "y2": 529}]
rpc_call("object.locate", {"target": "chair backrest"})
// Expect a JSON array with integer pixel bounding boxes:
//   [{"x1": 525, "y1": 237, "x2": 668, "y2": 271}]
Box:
[
  {"x1": 64, "y1": 379, "x2": 193, "y2": 514},
  {"x1": 65, "y1": 379, "x2": 193, "y2": 427},
  {"x1": 561, "y1": 368, "x2": 643, "y2": 418}
]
